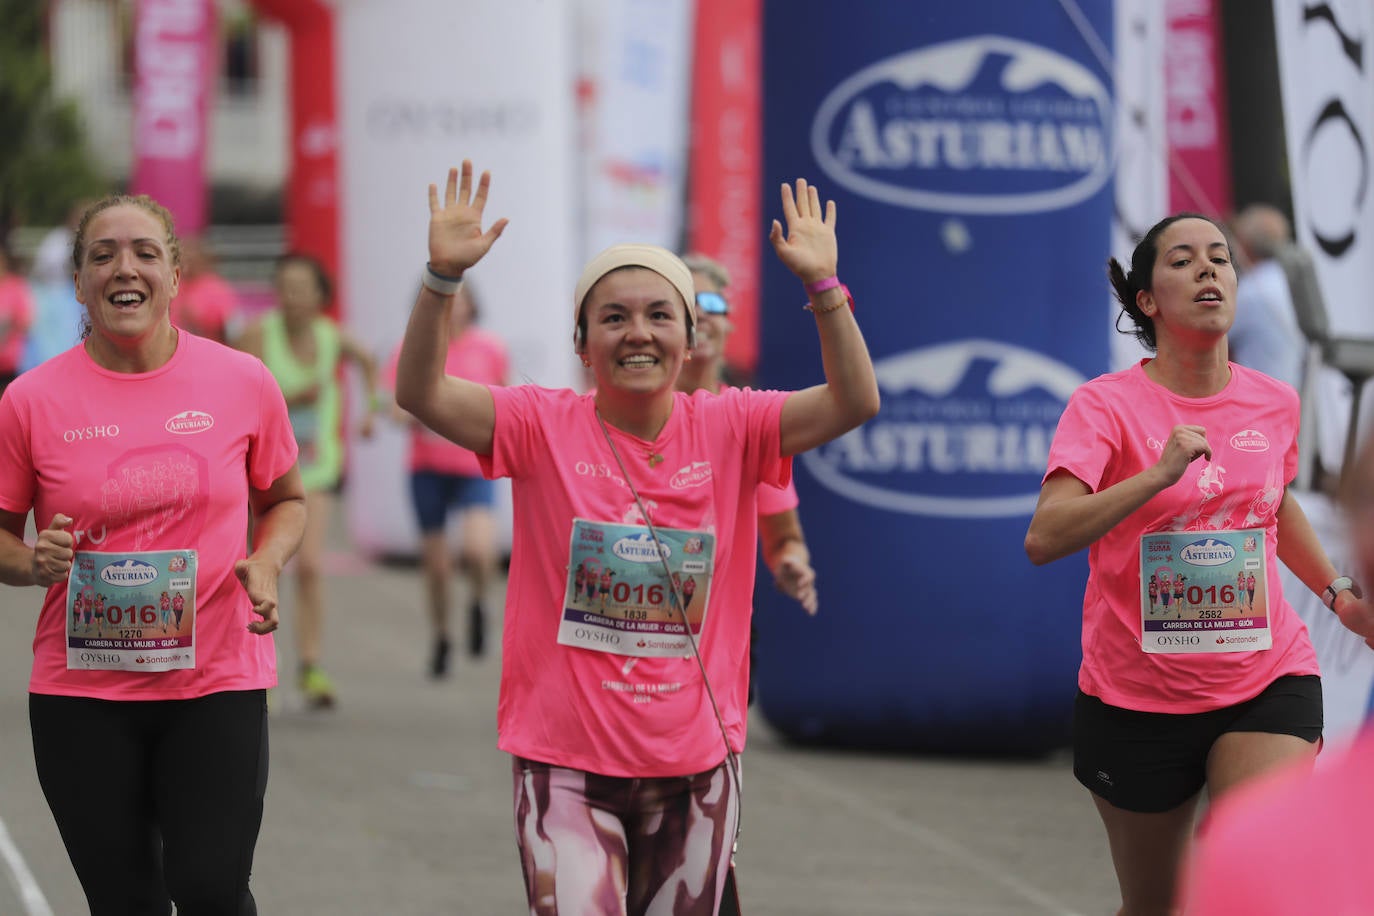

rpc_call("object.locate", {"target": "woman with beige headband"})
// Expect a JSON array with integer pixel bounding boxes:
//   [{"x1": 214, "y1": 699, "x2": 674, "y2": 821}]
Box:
[{"x1": 396, "y1": 160, "x2": 878, "y2": 915}]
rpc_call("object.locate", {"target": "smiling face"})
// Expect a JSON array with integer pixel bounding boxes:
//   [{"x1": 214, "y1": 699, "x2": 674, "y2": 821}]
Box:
[
  {"x1": 581, "y1": 267, "x2": 690, "y2": 397},
  {"x1": 74, "y1": 203, "x2": 180, "y2": 344},
  {"x1": 1137, "y1": 217, "x2": 1236, "y2": 348}
]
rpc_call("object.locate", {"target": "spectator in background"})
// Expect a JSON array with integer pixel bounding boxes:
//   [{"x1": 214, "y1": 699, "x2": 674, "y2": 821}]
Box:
[
  {"x1": 385, "y1": 281, "x2": 509, "y2": 677},
  {"x1": 0, "y1": 246, "x2": 35, "y2": 392},
  {"x1": 677, "y1": 253, "x2": 817, "y2": 713},
  {"x1": 23, "y1": 200, "x2": 91, "y2": 372},
  {"x1": 1177, "y1": 428, "x2": 1374, "y2": 914},
  {"x1": 238, "y1": 253, "x2": 382, "y2": 709},
  {"x1": 1227, "y1": 204, "x2": 1304, "y2": 390},
  {"x1": 171, "y1": 235, "x2": 241, "y2": 344}
]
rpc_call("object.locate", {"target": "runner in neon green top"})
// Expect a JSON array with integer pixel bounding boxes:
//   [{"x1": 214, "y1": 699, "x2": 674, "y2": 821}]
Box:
[{"x1": 238, "y1": 253, "x2": 380, "y2": 708}]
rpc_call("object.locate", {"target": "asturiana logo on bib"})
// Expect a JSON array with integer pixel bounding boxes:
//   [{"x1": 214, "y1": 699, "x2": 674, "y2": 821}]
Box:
[
  {"x1": 1229, "y1": 429, "x2": 1269, "y2": 452},
  {"x1": 612, "y1": 533, "x2": 670, "y2": 564},
  {"x1": 1179, "y1": 538, "x2": 1236, "y2": 567},
  {"x1": 100, "y1": 558, "x2": 160, "y2": 588},
  {"x1": 802, "y1": 338, "x2": 1085, "y2": 517},
  {"x1": 165, "y1": 410, "x2": 214, "y2": 435},
  {"x1": 811, "y1": 35, "x2": 1114, "y2": 214}
]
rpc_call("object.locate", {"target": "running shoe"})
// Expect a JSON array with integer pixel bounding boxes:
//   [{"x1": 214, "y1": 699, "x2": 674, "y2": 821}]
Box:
[
  {"x1": 299, "y1": 665, "x2": 337, "y2": 709},
  {"x1": 430, "y1": 635, "x2": 452, "y2": 679}
]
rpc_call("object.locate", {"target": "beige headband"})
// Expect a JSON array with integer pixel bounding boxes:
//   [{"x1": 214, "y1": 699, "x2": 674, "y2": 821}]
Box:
[{"x1": 573, "y1": 243, "x2": 697, "y2": 333}]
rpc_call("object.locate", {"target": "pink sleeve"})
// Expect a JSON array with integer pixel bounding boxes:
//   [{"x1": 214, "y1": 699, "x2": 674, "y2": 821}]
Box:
[
  {"x1": 248, "y1": 362, "x2": 300, "y2": 490},
  {"x1": 479, "y1": 384, "x2": 548, "y2": 480},
  {"x1": 756, "y1": 477, "x2": 799, "y2": 516},
  {"x1": 0, "y1": 388, "x2": 34, "y2": 513},
  {"x1": 722, "y1": 387, "x2": 790, "y2": 492},
  {"x1": 1043, "y1": 384, "x2": 1117, "y2": 491}
]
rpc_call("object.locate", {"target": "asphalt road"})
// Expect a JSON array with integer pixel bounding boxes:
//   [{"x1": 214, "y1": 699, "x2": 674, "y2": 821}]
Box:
[{"x1": 0, "y1": 543, "x2": 1120, "y2": 915}]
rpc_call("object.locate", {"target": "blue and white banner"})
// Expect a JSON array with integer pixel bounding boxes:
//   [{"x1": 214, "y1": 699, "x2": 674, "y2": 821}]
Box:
[{"x1": 755, "y1": 1, "x2": 1115, "y2": 751}]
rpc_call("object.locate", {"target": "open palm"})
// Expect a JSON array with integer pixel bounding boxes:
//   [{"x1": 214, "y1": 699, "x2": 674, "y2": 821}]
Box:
[{"x1": 428, "y1": 160, "x2": 509, "y2": 277}]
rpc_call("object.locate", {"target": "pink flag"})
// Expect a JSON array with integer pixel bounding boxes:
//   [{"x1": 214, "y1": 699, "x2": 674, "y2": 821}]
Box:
[{"x1": 130, "y1": 0, "x2": 216, "y2": 235}]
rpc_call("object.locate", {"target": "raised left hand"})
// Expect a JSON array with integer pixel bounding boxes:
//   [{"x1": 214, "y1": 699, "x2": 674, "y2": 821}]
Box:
[{"x1": 768, "y1": 178, "x2": 838, "y2": 286}]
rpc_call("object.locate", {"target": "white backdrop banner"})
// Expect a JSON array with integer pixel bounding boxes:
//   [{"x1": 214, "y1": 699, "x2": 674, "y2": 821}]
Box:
[
  {"x1": 1110, "y1": 0, "x2": 1167, "y2": 371},
  {"x1": 336, "y1": 0, "x2": 577, "y2": 555},
  {"x1": 576, "y1": 0, "x2": 693, "y2": 259}
]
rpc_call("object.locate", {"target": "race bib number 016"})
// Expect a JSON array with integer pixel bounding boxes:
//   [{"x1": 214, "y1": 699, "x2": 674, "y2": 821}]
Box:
[
  {"x1": 1139, "y1": 529, "x2": 1270, "y2": 654},
  {"x1": 559, "y1": 519, "x2": 714, "y2": 658}
]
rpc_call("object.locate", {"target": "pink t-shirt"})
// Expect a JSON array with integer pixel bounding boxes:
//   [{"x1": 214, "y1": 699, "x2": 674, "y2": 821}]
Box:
[
  {"x1": 171, "y1": 273, "x2": 239, "y2": 340},
  {"x1": 386, "y1": 328, "x2": 508, "y2": 477},
  {"x1": 0, "y1": 275, "x2": 36, "y2": 373},
  {"x1": 1178, "y1": 726, "x2": 1374, "y2": 914},
  {"x1": 0, "y1": 333, "x2": 298, "y2": 700},
  {"x1": 756, "y1": 477, "x2": 799, "y2": 517},
  {"x1": 481, "y1": 384, "x2": 790, "y2": 777},
  {"x1": 1045, "y1": 361, "x2": 1318, "y2": 713}
]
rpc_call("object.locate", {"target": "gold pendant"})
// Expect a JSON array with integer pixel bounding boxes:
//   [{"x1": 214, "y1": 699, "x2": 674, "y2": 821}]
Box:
[{"x1": 648, "y1": 452, "x2": 663, "y2": 467}]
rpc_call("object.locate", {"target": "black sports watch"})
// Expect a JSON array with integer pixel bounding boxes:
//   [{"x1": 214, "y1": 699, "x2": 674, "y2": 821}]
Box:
[{"x1": 1323, "y1": 576, "x2": 1363, "y2": 611}]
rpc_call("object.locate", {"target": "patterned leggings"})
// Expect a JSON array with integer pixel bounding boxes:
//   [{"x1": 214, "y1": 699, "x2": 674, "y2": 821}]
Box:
[{"x1": 512, "y1": 756, "x2": 740, "y2": 916}]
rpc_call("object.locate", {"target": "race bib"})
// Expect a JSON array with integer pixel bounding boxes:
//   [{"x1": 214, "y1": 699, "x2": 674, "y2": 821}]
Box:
[
  {"x1": 1139, "y1": 529, "x2": 1270, "y2": 654},
  {"x1": 558, "y1": 519, "x2": 715, "y2": 658},
  {"x1": 66, "y1": 550, "x2": 197, "y2": 671}
]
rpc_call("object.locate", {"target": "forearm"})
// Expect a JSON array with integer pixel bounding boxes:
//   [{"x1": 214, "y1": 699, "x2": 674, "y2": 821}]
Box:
[
  {"x1": 760, "y1": 509, "x2": 809, "y2": 575},
  {"x1": 1025, "y1": 469, "x2": 1170, "y2": 565},
  {"x1": 812, "y1": 291, "x2": 880, "y2": 430},
  {"x1": 248, "y1": 498, "x2": 307, "y2": 573},
  {"x1": 0, "y1": 530, "x2": 37, "y2": 587},
  {"x1": 1275, "y1": 490, "x2": 1339, "y2": 596},
  {"x1": 766, "y1": 537, "x2": 810, "y2": 579},
  {"x1": 394, "y1": 285, "x2": 454, "y2": 421}
]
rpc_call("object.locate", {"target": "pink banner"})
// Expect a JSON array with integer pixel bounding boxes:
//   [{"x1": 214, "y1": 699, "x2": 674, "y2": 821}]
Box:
[
  {"x1": 130, "y1": 0, "x2": 216, "y2": 236},
  {"x1": 248, "y1": 0, "x2": 341, "y2": 318},
  {"x1": 1164, "y1": 0, "x2": 1232, "y2": 216},
  {"x1": 687, "y1": 0, "x2": 762, "y2": 376}
]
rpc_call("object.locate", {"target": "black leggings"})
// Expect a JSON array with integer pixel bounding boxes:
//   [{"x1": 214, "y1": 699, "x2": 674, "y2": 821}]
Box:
[{"x1": 30, "y1": 690, "x2": 269, "y2": 916}]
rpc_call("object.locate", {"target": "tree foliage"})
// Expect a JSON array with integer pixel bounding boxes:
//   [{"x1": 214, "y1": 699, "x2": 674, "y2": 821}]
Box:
[{"x1": 0, "y1": 0, "x2": 108, "y2": 241}]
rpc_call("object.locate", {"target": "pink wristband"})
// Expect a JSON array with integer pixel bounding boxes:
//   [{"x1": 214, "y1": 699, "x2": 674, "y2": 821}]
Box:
[{"x1": 803, "y1": 275, "x2": 841, "y2": 295}]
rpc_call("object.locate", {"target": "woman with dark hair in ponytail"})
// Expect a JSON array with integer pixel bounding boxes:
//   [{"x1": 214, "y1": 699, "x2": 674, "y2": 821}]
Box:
[{"x1": 1024, "y1": 213, "x2": 1374, "y2": 915}]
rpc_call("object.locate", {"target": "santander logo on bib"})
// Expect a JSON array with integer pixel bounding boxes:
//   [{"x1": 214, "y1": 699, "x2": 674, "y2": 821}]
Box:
[
  {"x1": 165, "y1": 410, "x2": 214, "y2": 435},
  {"x1": 1229, "y1": 429, "x2": 1269, "y2": 452}
]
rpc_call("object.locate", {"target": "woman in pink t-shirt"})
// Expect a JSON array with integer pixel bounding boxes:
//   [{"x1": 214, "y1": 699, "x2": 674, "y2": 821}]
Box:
[
  {"x1": 385, "y1": 281, "x2": 509, "y2": 678},
  {"x1": 0, "y1": 194, "x2": 306, "y2": 914},
  {"x1": 395, "y1": 161, "x2": 879, "y2": 915},
  {"x1": 1025, "y1": 213, "x2": 1374, "y2": 914}
]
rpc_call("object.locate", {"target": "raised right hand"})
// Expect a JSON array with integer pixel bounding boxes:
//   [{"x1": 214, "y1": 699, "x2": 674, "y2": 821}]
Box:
[
  {"x1": 428, "y1": 160, "x2": 509, "y2": 277},
  {"x1": 1154, "y1": 424, "x2": 1212, "y2": 487},
  {"x1": 33, "y1": 513, "x2": 75, "y2": 587}
]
